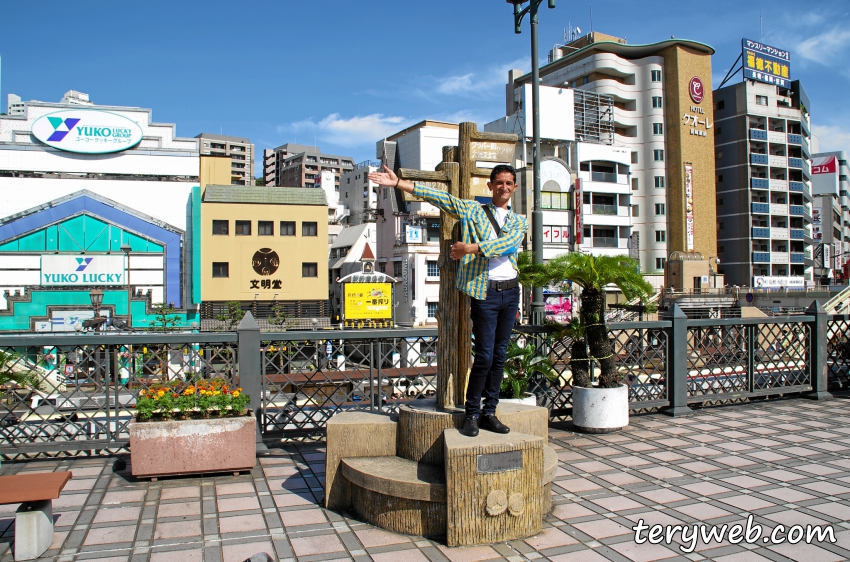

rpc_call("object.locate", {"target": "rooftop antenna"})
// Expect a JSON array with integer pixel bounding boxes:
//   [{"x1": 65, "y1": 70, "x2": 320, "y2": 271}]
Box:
[
  {"x1": 759, "y1": 11, "x2": 763, "y2": 43},
  {"x1": 589, "y1": 5, "x2": 593, "y2": 36}
]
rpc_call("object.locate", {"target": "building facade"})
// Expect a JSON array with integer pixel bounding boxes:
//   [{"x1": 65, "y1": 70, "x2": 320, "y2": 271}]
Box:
[
  {"x1": 505, "y1": 32, "x2": 719, "y2": 279},
  {"x1": 262, "y1": 143, "x2": 354, "y2": 190},
  {"x1": 713, "y1": 79, "x2": 813, "y2": 286},
  {"x1": 195, "y1": 133, "x2": 254, "y2": 185},
  {"x1": 811, "y1": 151, "x2": 850, "y2": 283},
  {"x1": 339, "y1": 160, "x2": 381, "y2": 226}
]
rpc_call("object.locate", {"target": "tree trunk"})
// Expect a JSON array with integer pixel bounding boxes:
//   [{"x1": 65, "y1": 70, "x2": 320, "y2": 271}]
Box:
[
  {"x1": 570, "y1": 339, "x2": 591, "y2": 388},
  {"x1": 580, "y1": 288, "x2": 619, "y2": 388}
]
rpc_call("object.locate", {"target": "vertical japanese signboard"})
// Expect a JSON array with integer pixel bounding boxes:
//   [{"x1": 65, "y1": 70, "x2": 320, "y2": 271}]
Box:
[
  {"x1": 742, "y1": 38, "x2": 791, "y2": 87},
  {"x1": 574, "y1": 178, "x2": 582, "y2": 245},
  {"x1": 684, "y1": 165, "x2": 695, "y2": 251}
]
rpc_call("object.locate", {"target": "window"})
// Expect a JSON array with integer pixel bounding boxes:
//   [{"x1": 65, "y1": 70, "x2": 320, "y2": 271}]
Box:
[
  {"x1": 383, "y1": 188, "x2": 388, "y2": 200},
  {"x1": 718, "y1": 222, "x2": 724, "y2": 230},
  {"x1": 655, "y1": 258, "x2": 666, "y2": 270},
  {"x1": 302, "y1": 263, "x2": 318, "y2": 277},
  {"x1": 631, "y1": 152, "x2": 638, "y2": 164},
  {"x1": 258, "y1": 221, "x2": 274, "y2": 236},
  {"x1": 280, "y1": 221, "x2": 295, "y2": 236},
  {"x1": 718, "y1": 174, "x2": 723, "y2": 183},
  {"x1": 717, "y1": 198, "x2": 724, "y2": 207},
  {"x1": 655, "y1": 203, "x2": 666, "y2": 215},
  {"x1": 632, "y1": 205, "x2": 639, "y2": 217},
  {"x1": 653, "y1": 149, "x2": 664, "y2": 162},
  {"x1": 212, "y1": 220, "x2": 229, "y2": 235},
  {"x1": 393, "y1": 261, "x2": 403, "y2": 278},
  {"x1": 651, "y1": 70, "x2": 662, "y2": 82},
  {"x1": 717, "y1": 126, "x2": 722, "y2": 135},
  {"x1": 655, "y1": 230, "x2": 666, "y2": 242},
  {"x1": 427, "y1": 302, "x2": 438, "y2": 319},
  {"x1": 212, "y1": 262, "x2": 229, "y2": 278},
  {"x1": 654, "y1": 176, "x2": 665, "y2": 189},
  {"x1": 378, "y1": 262, "x2": 386, "y2": 273},
  {"x1": 302, "y1": 222, "x2": 318, "y2": 236},
  {"x1": 653, "y1": 123, "x2": 663, "y2": 135},
  {"x1": 652, "y1": 96, "x2": 663, "y2": 108},
  {"x1": 715, "y1": 100, "x2": 725, "y2": 110},
  {"x1": 718, "y1": 246, "x2": 725, "y2": 254},
  {"x1": 426, "y1": 261, "x2": 440, "y2": 278},
  {"x1": 632, "y1": 178, "x2": 639, "y2": 191},
  {"x1": 235, "y1": 220, "x2": 251, "y2": 235},
  {"x1": 756, "y1": 95, "x2": 768, "y2": 106}
]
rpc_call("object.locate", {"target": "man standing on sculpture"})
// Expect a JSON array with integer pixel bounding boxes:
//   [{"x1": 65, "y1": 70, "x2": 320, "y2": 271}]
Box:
[{"x1": 368, "y1": 164, "x2": 527, "y2": 437}]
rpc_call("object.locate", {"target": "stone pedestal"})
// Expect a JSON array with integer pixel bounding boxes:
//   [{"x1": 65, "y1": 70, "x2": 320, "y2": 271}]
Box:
[
  {"x1": 15, "y1": 500, "x2": 54, "y2": 561},
  {"x1": 444, "y1": 430, "x2": 544, "y2": 546}
]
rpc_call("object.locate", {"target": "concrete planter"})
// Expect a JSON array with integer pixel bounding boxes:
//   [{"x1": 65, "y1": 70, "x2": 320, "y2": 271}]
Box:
[
  {"x1": 129, "y1": 415, "x2": 255, "y2": 479},
  {"x1": 571, "y1": 384, "x2": 629, "y2": 433},
  {"x1": 500, "y1": 393, "x2": 537, "y2": 406}
]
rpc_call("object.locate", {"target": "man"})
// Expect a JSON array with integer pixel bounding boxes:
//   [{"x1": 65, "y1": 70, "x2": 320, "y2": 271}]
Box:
[{"x1": 368, "y1": 164, "x2": 528, "y2": 437}]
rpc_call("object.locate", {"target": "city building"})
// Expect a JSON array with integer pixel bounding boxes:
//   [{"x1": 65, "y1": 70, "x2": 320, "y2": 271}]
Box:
[
  {"x1": 504, "y1": 32, "x2": 719, "y2": 286},
  {"x1": 0, "y1": 94, "x2": 201, "y2": 330},
  {"x1": 7, "y1": 94, "x2": 24, "y2": 116},
  {"x1": 328, "y1": 222, "x2": 378, "y2": 320},
  {"x1": 811, "y1": 151, "x2": 850, "y2": 283},
  {"x1": 190, "y1": 182, "x2": 330, "y2": 323},
  {"x1": 339, "y1": 160, "x2": 381, "y2": 226},
  {"x1": 195, "y1": 133, "x2": 254, "y2": 185},
  {"x1": 713, "y1": 79, "x2": 813, "y2": 286},
  {"x1": 375, "y1": 121, "x2": 459, "y2": 327},
  {"x1": 262, "y1": 143, "x2": 354, "y2": 190}
]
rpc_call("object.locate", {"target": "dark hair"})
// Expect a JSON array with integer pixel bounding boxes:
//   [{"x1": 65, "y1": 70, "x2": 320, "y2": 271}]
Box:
[{"x1": 490, "y1": 164, "x2": 516, "y2": 183}]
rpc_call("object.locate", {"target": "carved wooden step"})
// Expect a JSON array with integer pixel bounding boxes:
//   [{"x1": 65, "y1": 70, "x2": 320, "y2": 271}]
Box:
[{"x1": 341, "y1": 455, "x2": 446, "y2": 502}]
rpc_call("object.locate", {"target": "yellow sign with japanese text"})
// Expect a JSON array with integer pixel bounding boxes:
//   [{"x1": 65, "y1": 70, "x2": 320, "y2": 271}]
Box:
[{"x1": 344, "y1": 283, "x2": 393, "y2": 319}]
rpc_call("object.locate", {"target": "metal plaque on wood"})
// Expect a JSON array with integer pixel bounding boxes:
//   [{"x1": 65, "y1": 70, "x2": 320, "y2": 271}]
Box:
[
  {"x1": 476, "y1": 450, "x2": 523, "y2": 473},
  {"x1": 469, "y1": 141, "x2": 515, "y2": 166},
  {"x1": 403, "y1": 180, "x2": 449, "y2": 202}
]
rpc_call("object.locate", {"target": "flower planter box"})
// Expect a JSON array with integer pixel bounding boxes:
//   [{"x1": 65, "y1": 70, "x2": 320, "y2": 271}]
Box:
[{"x1": 129, "y1": 415, "x2": 255, "y2": 480}]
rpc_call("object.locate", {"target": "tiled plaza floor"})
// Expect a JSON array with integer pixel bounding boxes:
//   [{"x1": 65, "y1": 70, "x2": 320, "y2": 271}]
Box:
[{"x1": 4, "y1": 397, "x2": 850, "y2": 562}]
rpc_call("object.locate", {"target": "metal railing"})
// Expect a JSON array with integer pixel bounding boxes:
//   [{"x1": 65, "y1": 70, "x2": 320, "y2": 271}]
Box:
[
  {"x1": 0, "y1": 307, "x2": 841, "y2": 455},
  {"x1": 591, "y1": 204, "x2": 618, "y2": 215},
  {"x1": 592, "y1": 237, "x2": 618, "y2": 248}
]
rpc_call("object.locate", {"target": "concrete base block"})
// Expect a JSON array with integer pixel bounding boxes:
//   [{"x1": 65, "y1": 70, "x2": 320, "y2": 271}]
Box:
[
  {"x1": 444, "y1": 430, "x2": 544, "y2": 547},
  {"x1": 15, "y1": 500, "x2": 54, "y2": 561},
  {"x1": 325, "y1": 411, "x2": 396, "y2": 510}
]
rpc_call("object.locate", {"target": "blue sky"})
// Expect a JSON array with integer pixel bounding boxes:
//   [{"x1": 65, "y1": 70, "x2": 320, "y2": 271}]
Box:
[{"x1": 2, "y1": 0, "x2": 849, "y2": 172}]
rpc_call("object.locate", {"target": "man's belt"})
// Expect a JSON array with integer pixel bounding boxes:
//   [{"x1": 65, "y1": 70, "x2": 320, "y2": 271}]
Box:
[{"x1": 488, "y1": 278, "x2": 519, "y2": 291}]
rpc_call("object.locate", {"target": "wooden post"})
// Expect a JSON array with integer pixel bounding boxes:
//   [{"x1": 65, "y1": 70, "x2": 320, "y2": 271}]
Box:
[{"x1": 398, "y1": 123, "x2": 518, "y2": 410}]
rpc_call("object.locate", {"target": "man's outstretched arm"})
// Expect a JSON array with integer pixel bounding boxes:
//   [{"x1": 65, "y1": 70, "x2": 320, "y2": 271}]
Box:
[{"x1": 368, "y1": 165, "x2": 470, "y2": 219}]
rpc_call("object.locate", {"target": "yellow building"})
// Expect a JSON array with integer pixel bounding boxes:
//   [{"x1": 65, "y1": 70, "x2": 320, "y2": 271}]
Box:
[{"x1": 193, "y1": 184, "x2": 329, "y2": 320}]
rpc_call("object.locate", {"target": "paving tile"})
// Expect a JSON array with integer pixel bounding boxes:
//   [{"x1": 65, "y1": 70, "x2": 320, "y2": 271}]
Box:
[
  {"x1": 590, "y1": 495, "x2": 645, "y2": 512},
  {"x1": 763, "y1": 509, "x2": 830, "y2": 527},
  {"x1": 557, "y1": 478, "x2": 603, "y2": 493},
  {"x1": 570, "y1": 461, "x2": 616, "y2": 473},
  {"x1": 101, "y1": 490, "x2": 146, "y2": 505},
  {"x1": 758, "y1": 487, "x2": 817, "y2": 503},
  {"x1": 437, "y1": 544, "x2": 501, "y2": 562},
  {"x1": 221, "y1": 540, "x2": 275, "y2": 562},
  {"x1": 712, "y1": 552, "x2": 777, "y2": 562},
  {"x1": 806, "y1": 502, "x2": 850, "y2": 519},
  {"x1": 552, "y1": 502, "x2": 598, "y2": 520},
  {"x1": 219, "y1": 514, "x2": 266, "y2": 534},
  {"x1": 756, "y1": 469, "x2": 807, "y2": 482},
  {"x1": 215, "y1": 482, "x2": 255, "y2": 496},
  {"x1": 681, "y1": 446, "x2": 723, "y2": 457},
  {"x1": 717, "y1": 495, "x2": 775, "y2": 511},
  {"x1": 681, "y1": 482, "x2": 732, "y2": 496},
  {"x1": 597, "y1": 472, "x2": 647, "y2": 486},
  {"x1": 354, "y1": 527, "x2": 411, "y2": 547},
  {"x1": 159, "y1": 487, "x2": 200, "y2": 500},
  {"x1": 216, "y1": 496, "x2": 261, "y2": 512},
  {"x1": 636, "y1": 489, "x2": 690, "y2": 504},
  {"x1": 640, "y1": 467, "x2": 684, "y2": 480},
  {"x1": 610, "y1": 455, "x2": 653, "y2": 467},
  {"x1": 371, "y1": 549, "x2": 429, "y2": 562},
  {"x1": 801, "y1": 481, "x2": 850, "y2": 495},
  {"x1": 149, "y1": 548, "x2": 203, "y2": 562},
  {"x1": 524, "y1": 527, "x2": 578, "y2": 549},
  {"x1": 157, "y1": 502, "x2": 200, "y2": 519},
  {"x1": 609, "y1": 539, "x2": 678, "y2": 561},
  {"x1": 93, "y1": 506, "x2": 142, "y2": 523},
  {"x1": 280, "y1": 508, "x2": 327, "y2": 527},
  {"x1": 745, "y1": 451, "x2": 790, "y2": 462},
  {"x1": 767, "y1": 542, "x2": 844, "y2": 562},
  {"x1": 793, "y1": 463, "x2": 842, "y2": 476},
  {"x1": 153, "y1": 520, "x2": 202, "y2": 540},
  {"x1": 677, "y1": 461, "x2": 723, "y2": 473},
  {"x1": 289, "y1": 533, "x2": 346, "y2": 557},
  {"x1": 572, "y1": 518, "x2": 633, "y2": 539},
  {"x1": 83, "y1": 525, "x2": 137, "y2": 545},
  {"x1": 714, "y1": 456, "x2": 757, "y2": 468},
  {"x1": 673, "y1": 503, "x2": 733, "y2": 521},
  {"x1": 272, "y1": 493, "x2": 312, "y2": 507}
]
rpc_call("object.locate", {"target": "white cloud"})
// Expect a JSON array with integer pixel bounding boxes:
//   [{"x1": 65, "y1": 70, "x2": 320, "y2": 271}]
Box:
[
  {"x1": 812, "y1": 123, "x2": 850, "y2": 153},
  {"x1": 281, "y1": 113, "x2": 415, "y2": 147},
  {"x1": 795, "y1": 26, "x2": 850, "y2": 64},
  {"x1": 429, "y1": 57, "x2": 529, "y2": 98}
]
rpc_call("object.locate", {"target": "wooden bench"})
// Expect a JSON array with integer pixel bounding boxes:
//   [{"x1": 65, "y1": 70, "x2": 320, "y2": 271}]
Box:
[{"x1": 0, "y1": 471, "x2": 73, "y2": 561}]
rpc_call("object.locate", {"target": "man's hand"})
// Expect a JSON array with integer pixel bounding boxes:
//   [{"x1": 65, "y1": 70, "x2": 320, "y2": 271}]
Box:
[
  {"x1": 450, "y1": 242, "x2": 478, "y2": 260},
  {"x1": 367, "y1": 165, "x2": 399, "y2": 187}
]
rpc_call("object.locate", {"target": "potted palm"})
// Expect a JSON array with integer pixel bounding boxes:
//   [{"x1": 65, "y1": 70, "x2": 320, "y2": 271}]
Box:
[
  {"x1": 501, "y1": 340, "x2": 559, "y2": 405},
  {"x1": 520, "y1": 251, "x2": 653, "y2": 433}
]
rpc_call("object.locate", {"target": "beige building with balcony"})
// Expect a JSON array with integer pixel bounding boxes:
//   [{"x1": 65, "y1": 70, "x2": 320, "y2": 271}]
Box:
[{"x1": 196, "y1": 133, "x2": 254, "y2": 185}]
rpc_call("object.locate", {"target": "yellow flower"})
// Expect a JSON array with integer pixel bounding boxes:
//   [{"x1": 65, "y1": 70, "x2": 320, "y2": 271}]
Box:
[{"x1": 232, "y1": 391, "x2": 240, "y2": 398}]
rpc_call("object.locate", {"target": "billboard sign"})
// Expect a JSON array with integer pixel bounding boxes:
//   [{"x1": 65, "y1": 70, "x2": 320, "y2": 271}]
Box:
[
  {"x1": 742, "y1": 38, "x2": 791, "y2": 87},
  {"x1": 31, "y1": 110, "x2": 143, "y2": 154},
  {"x1": 41, "y1": 255, "x2": 125, "y2": 286},
  {"x1": 344, "y1": 282, "x2": 393, "y2": 320},
  {"x1": 753, "y1": 276, "x2": 805, "y2": 288},
  {"x1": 405, "y1": 224, "x2": 423, "y2": 244},
  {"x1": 684, "y1": 164, "x2": 695, "y2": 251},
  {"x1": 812, "y1": 155, "x2": 839, "y2": 196},
  {"x1": 689, "y1": 77, "x2": 705, "y2": 103},
  {"x1": 574, "y1": 178, "x2": 582, "y2": 245}
]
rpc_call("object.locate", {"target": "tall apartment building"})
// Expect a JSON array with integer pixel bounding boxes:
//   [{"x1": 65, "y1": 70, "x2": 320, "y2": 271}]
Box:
[
  {"x1": 262, "y1": 143, "x2": 354, "y2": 190},
  {"x1": 195, "y1": 133, "x2": 254, "y2": 185},
  {"x1": 713, "y1": 80, "x2": 813, "y2": 286},
  {"x1": 339, "y1": 160, "x2": 381, "y2": 225},
  {"x1": 811, "y1": 151, "x2": 850, "y2": 283},
  {"x1": 6, "y1": 90, "x2": 93, "y2": 117},
  {"x1": 504, "y1": 32, "x2": 718, "y2": 280}
]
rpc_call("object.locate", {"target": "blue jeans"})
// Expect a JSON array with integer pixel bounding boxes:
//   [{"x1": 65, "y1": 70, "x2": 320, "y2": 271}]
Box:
[{"x1": 465, "y1": 285, "x2": 520, "y2": 417}]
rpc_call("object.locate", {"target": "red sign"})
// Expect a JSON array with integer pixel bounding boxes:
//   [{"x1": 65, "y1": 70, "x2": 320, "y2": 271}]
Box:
[
  {"x1": 574, "y1": 178, "x2": 582, "y2": 245},
  {"x1": 813, "y1": 155, "x2": 837, "y2": 175},
  {"x1": 689, "y1": 77, "x2": 704, "y2": 103}
]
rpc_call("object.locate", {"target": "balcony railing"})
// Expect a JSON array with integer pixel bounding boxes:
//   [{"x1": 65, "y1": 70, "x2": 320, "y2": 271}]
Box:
[
  {"x1": 769, "y1": 155, "x2": 787, "y2": 168},
  {"x1": 770, "y1": 227, "x2": 789, "y2": 239},
  {"x1": 790, "y1": 205, "x2": 805, "y2": 216},
  {"x1": 749, "y1": 128, "x2": 768, "y2": 141},
  {"x1": 591, "y1": 171, "x2": 619, "y2": 183},
  {"x1": 791, "y1": 253, "x2": 806, "y2": 264},
  {"x1": 752, "y1": 203, "x2": 770, "y2": 214},
  {"x1": 769, "y1": 179, "x2": 788, "y2": 191},
  {"x1": 789, "y1": 181, "x2": 805, "y2": 192},
  {"x1": 788, "y1": 133, "x2": 803, "y2": 145},
  {"x1": 753, "y1": 252, "x2": 771, "y2": 262},
  {"x1": 791, "y1": 229, "x2": 805, "y2": 240},
  {"x1": 592, "y1": 237, "x2": 618, "y2": 248},
  {"x1": 768, "y1": 131, "x2": 787, "y2": 143},
  {"x1": 751, "y1": 153, "x2": 769, "y2": 165},
  {"x1": 771, "y1": 251, "x2": 790, "y2": 264},
  {"x1": 752, "y1": 178, "x2": 770, "y2": 189},
  {"x1": 789, "y1": 157, "x2": 804, "y2": 169},
  {"x1": 591, "y1": 204, "x2": 618, "y2": 215},
  {"x1": 752, "y1": 227, "x2": 770, "y2": 238},
  {"x1": 770, "y1": 203, "x2": 789, "y2": 216}
]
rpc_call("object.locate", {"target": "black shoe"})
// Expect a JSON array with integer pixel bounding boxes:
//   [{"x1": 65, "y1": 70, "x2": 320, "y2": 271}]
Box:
[
  {"x1": 480, "y1": 415, "x2": 510, "y2": 434},
  {"x1": 460, "y1": 416, "x2": 479, "y2": 437}
]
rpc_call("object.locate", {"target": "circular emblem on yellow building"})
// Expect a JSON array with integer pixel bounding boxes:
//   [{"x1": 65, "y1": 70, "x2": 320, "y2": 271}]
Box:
[{"x1": 251, "y1": 248, "x2": 280, "y2": 276}]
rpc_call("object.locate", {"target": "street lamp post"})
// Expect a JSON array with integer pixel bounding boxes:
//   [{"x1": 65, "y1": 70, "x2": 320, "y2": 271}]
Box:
[
  {"x1": 508, "y1": 0, "x2": 556, "y2": 325},
  {"x1": 120, "y1": 243, "x2": 132, "y2": 329},
  {"x1": 89, "y1": 289, "x2": 104, "y2": 331}
]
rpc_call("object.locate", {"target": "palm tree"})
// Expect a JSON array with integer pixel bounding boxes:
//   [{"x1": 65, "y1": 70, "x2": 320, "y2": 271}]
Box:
[
  {"x1": 501, "y1": 340, "x2": 559, "y2": 399},
  {"x1": 520, "y1": 251, "x2": 653, "y2": 388}
]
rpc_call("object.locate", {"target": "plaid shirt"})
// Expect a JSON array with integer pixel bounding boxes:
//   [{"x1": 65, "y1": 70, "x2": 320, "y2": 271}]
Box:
[{"x1": 412, "y1": 183, "x2": 528, "y2": 300}]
